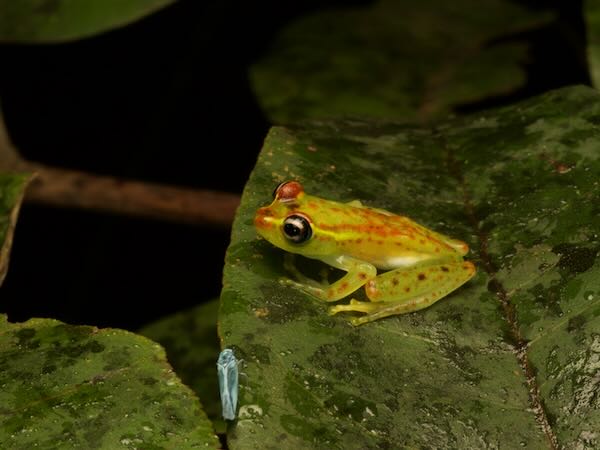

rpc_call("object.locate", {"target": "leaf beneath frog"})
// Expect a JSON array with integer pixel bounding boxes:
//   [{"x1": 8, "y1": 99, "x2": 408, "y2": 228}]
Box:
[
  {"x1": 0, "y1": 315, "x2": 219, "y2": 449},
  {"x1": 139, "y1": 298, "x2": 224, "y2": 431},
  {"x1": 219, "y1": 85, "x2": 600, "y2": 449},
  {"x1": 0, "y1": 0, "x2": 174, "y2": 43},
  {"x1": 0, "y1": 173, "x2": 31, "y2": 287},
  {"x1": 250, "y1": 0, "x2": 554, "y2": 124}
]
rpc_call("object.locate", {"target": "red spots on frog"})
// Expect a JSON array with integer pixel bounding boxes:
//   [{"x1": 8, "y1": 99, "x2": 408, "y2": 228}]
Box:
[
  {"x1": 253, "y1": 214, "x2": 273, "y2": 229},
  {"x1": 462, "y1": 262, "x2": 476, "y2": 273},
  {"x1": 391, "y1": 278, "x2": 399, "y2": 286},
  {"x1": 314, "y1": 222, "x2": 392, "y2": 238},
  {"x1": 441, "y1": 266, "x2": 449, "y2": 272},
  {"x1": 418, "y1": 273, "x2": 426, "y2": 281},
  {"x1": 373, "y1": 227, "x2": 388, "y2": 238},
  {"x1": 358, "y1": 272, "x2": 368, "y2": 280},
  {"x1": 419, "y1": 239, "x2": 426, "y2": 244},
  {"x1": 338, "y1": 282, "x2": 349, "y2": 294},
  {"x1": 404, "y1": 287, "x2": 411, "y2": 293},
  {"x1": 257, "y1": 207, "x2": 273, "y2": 217},
  {"x1": 365, "y1": 280, "x2": 379, "y2": 299},
  {"x1": 355, "y1": 238, "x2": 363, "y2": 244},
  {"x1": 276, "y1": 181, "x2": 304, "y2": 202}
]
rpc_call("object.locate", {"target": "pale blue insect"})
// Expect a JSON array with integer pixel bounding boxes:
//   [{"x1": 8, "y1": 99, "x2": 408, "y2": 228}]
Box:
[{"x1": 217, "y1": 348, "x2": 239, "y2": 420}]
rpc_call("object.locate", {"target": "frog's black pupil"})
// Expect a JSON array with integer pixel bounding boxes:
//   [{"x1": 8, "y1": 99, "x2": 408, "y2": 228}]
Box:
[
  {"x1": 284, "y1": 223, "x2": 300, "y2": 236},
  {"x1": 282, "y1": 215, "x2": 312, "y2": 243}
]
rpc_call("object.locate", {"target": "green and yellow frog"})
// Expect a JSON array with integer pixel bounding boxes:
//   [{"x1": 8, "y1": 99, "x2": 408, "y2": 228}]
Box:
[{"x1": 254, "y1": 181, "x2": 476, "y2": 326}]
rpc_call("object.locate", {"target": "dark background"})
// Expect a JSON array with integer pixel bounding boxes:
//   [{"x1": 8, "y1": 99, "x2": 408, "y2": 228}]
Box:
[{"x1": 0, "y1": 0, "x2": 590, "y2": 330}]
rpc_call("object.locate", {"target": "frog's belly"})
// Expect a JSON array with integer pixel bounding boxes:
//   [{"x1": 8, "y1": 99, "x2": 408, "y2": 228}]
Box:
[
  {"x1": 369, "y1": 253, "x2": 431, "y2": 271},
  {"x1": 372, "y1": 254, "x2": 429, "y2": 270}
]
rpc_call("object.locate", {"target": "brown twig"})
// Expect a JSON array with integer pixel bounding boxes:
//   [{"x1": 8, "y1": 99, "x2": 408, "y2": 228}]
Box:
[
  {"x1": 0, "y1": 113, "x2": 240, "y2": 227},
  {"x1": 25, "y1": 164, "x2": 241, "y2": 226}
]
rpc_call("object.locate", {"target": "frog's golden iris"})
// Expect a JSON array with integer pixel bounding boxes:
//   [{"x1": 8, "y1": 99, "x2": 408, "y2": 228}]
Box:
[{"x1": 255, "y1": 181, "x2": 476, "y2": 326}]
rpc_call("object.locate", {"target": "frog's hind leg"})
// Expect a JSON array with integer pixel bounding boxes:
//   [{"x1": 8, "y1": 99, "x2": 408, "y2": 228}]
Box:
[
  {"x1": 345, "y1": 293, "x2": 445, "y2": 326},
  {"x1": 328, "y1": 299, "x2": 380, "y2": 314},
  {"x1": 329, "y1": 260, "x2": 476, "y2": 325}
]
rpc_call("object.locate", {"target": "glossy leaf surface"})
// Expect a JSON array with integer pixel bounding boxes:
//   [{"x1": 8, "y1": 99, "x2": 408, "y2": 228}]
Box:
[
  {"x1": 0, "y1": 315, "x2": 219, "y2": 449},
  {"x1": 220, "y1": 86, "x2": 600, "y2": 449},
  {"x1": 139, "y1": 299, "x2": 223, "y2": 428}
]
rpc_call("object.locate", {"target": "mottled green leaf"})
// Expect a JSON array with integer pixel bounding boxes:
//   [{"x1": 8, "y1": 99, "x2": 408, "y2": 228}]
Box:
[
  {"x1": 250, "y1": 0, "x2": 553, "y2": 124},
  {"x1": 0, "y1": 174, "x2": 30, "y2": 286},
  {"x1": 0, "y1": 315, "x2": 220, "y2": 449},
  {"x1": 139, "y1": 299, "x2": 224, "y2": 430},
  {"x1": 220, "y1": 85, "x2": 599, "y2": 449},
  {"x1": 0, "y1": 0, "x2": 173, "y2": 43}
]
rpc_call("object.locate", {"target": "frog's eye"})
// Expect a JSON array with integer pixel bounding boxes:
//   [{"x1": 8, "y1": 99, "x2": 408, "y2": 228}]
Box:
[{"x1": 282, "y1": 214, "x2": 312, "y2": 244}]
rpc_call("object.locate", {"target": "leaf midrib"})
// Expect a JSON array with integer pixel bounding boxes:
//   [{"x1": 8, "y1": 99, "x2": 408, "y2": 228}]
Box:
[{"x1": 438, "y1": 131, "x2": 559, "y2": 449}]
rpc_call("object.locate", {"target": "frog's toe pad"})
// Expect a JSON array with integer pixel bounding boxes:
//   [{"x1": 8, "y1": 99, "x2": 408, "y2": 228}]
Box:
[
  {"x1": 328, "y1": 300, "x2": 378, "y2": 316},
  {"x1": 328, "y1": 306, "x2": 343, "y2": 316},
  {"x1": 279, "y1": 277, "x2": 302, "y2": 287}
]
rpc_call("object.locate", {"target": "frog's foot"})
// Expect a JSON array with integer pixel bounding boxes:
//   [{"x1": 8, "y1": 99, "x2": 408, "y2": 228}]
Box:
[
  {"x1": 282, "y1": 254, "x2": 324, "y2": 289},
  {"x1": 328, "y1": 299, "x2": 380, "y2": 315},
  {"x1": 280, "y1": 277, "x2": 323, "y2": 295},
  {"x1": 348, "y1": 296, "x2": 434, "y2": 326},
  {"x1": 329, "y1": 296, "x2": 435, "y2": 325}
]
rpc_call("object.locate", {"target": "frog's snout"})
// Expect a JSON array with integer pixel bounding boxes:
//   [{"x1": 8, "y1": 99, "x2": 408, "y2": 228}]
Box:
[{"x1": 254, "y1": 207, "x2": 275, "y2": 232}]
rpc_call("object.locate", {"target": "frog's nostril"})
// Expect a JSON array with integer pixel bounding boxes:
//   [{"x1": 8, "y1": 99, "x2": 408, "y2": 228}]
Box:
[
  {"x1": 254, "y1": 213, "x2": 272, "y2": 229},
  {"x1": 257, "y1": 207, "x2": 273, "y2": 217}
]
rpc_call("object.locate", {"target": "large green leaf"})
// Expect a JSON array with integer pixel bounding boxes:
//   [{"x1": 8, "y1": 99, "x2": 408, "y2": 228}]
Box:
[
  {"x1": 0, "y1": 174, "x2": 31, "y2": 286},
  {"x1": 0, "y1": 315, "x2": 220, "y2": 449},
  {"x1": 0, "y1": 0, "x2": 174, "y2": 43},
  {"x1": 219, "y1": 85, "x2": 600, "y2": 448},
  {"x1": 250, "y1": 0, "x2": 553, "y2": 124},
  {"x1": 139, "y1": 299, "x2": 224, "y2": 430}
]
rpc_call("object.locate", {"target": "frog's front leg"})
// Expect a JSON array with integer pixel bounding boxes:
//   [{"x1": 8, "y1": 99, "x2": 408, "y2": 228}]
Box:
[
  {"x1": 329, "y1": 259, "x2": 476, "y2": 325},
  {"x1": 282, "y1": 255, "x2": 377, "y2": 302}
]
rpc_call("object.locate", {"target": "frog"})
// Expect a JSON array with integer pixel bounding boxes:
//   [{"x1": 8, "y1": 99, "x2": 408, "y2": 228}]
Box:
[{"x1": 254, "y1": 180, "x2": 476, "y2": 326}]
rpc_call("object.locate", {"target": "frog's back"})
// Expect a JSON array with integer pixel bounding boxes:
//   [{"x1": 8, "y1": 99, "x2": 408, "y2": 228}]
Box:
[{"x1": 307, "y1": 197, "x2": 468, "y2": 269}]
